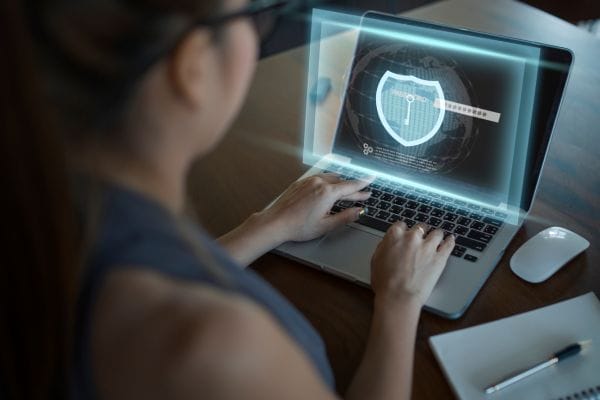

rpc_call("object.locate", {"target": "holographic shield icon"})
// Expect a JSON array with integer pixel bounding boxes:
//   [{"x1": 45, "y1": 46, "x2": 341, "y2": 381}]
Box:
[{"x1": 375, "y1": 71, "x2": 445, "y2": 147}]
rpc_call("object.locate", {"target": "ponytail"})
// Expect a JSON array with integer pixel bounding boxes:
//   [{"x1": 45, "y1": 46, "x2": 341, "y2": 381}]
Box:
[{"x1": 0, "y1": 1, "x2": 78, "y2": 398}]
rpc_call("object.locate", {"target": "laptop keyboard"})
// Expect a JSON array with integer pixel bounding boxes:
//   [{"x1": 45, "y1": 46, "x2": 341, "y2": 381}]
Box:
[{"x1": 323, "y1": 166, "x2": 506, "y2": 262}]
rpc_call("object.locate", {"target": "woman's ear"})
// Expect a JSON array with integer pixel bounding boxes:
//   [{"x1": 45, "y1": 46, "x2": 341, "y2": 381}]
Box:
[{"x1": 167, "y1": 29, "x2": 214, "y2": 108}]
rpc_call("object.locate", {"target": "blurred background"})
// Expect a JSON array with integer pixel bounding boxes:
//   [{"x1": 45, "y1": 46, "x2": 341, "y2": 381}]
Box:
[{"x1": 262, "y1": 0, "x2": 600, "y2": 57}]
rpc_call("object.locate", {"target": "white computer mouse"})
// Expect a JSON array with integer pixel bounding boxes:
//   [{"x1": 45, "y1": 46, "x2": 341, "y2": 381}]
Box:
[{"x1": 510, "y1": 226, "x2": 590, "y2": 283}]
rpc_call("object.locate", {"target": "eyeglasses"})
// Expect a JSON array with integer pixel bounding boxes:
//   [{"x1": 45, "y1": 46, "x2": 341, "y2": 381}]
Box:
[{"x1": 196, "y1": 0, "x2": 314, "y2": 43}]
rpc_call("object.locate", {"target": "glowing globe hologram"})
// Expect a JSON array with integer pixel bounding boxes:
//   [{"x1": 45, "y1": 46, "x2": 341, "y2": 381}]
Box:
[
  {"x1": 342, "y1": 42, "x2": 480, "y2": 174},
  {"x1": 375, "y1": 71, "x2": 445, "y2": 147}
]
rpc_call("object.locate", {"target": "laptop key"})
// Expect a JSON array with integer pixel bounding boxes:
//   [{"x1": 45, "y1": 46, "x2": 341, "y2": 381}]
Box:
[
  {"x1": 428, "y1": 217, "x2": 442, "y2": 227},
  {"x1": 387, "y1": 215, "x2": 402, "y2": 223},
  {"x1": 390, "y1": 205, "x2": 403, "y2": 214},
  {"x1": 457, "y1": 217, "x2": 472, "y2": 226},
  {"x1": 431, "y1": 200, "x2": 444, "y2": 208},
  {"x1": 330, "y1": 205, "x2": 342, "y2": 214},
  {"x1": 418, "y1": 205, "x2": 432, "y2": 213},
  {"x1": 464, "y1": 254, "x2": 478, "y2": 262},
  {"x1": 471, "y1": 221, "x2": 485, "y2": 230},
  {"x1": 365, "y1": 207, "x2": 377, "y2": 217},
  {"x1": 469, "y1": 213, "x2": 483, "y2": 221},
  {"x1": 365, "y1": 198, "x2": 379, "y2": 207},
  {"x1": 415, "y1": 213, "x2": 429, "y2": 222},
  {"x1": 378, "y1": 201, "x2": 391, "y2": 210},
  {"x1": 401, "y1": 209, "x2": 416, "y2": 218},
  {"x1": 483, "y1": 216, "x2": 503, "y2": 227},
  {"x1": 484, "y1": 225, "x2": 498, "y2": 234},
  {"x1": 468, "y1": 230, "x2": 493, "y2": 243},
  {"x1": 451, "y1": 245, "x2": 467, "y2": 257},
  {"x1": 417, "y1": 196, "x2": 431, "y2": 204},
  {"x1": 455, "y1": 236, "x2": 487, "y2": 252},
  {"x1": 406, "y1": 193, "x2": 418, "y2": 200},
  {"x1": 443, "y1": 213, "x2": 458, "y2": 222},
  {"x1": 404, "y1": 219, "x2": 416, "y2": 228},
  {"x1": 431, "y1": 208, "x2": 445, "y2": 217},
  {"x1": 371, "y1": 189, "x2": 382, "y2": 198},
  {"x1": 381, "y1": 193, "x2": 394, "y2": 202},
  {"x1": 443, "y1": 204, "x2": 457, "y2": 212},
  {"x1": 392, "y1": 189, "x2": 406, "y2": 197},
  {"x1": 375, "y1": 210, "x2": 390, "y2": 220},
  {"x1": 456, "y1": 208, "x2": 470, "y2": 216},
  {"x1": 454, "y1": 226, "x2": 469, "y2": 236},
  {"x1": 406, "y1": 201, "x2": 419, "y2": 209},
  {"x1": 482, "y1": 207, "x2": 494, "y2": 214},
  {"x1": 393, "y1": 197, "x2": 407, "y2": 206},
  {"x1": 440, "y1": 221, "x2": 455, "y2": 231},
  {"x1": 357, "y1": 215, "x2": 391, "y2": 232}
]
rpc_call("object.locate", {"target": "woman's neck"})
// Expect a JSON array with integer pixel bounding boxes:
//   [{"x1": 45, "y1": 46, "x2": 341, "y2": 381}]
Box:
[{"x1": 74, "y1": 139, "x2": 189, "y2": 214}]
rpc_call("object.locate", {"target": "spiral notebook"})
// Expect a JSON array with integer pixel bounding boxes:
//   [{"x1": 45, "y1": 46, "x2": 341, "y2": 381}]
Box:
[{"x1": 429, "y1": 292, "x2": 600, "y2": 400}]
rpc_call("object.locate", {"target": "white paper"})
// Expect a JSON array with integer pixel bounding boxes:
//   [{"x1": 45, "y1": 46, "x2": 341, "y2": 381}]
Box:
[{"x1": 429, "y1": 293, "x2": 600, "y2": 400}]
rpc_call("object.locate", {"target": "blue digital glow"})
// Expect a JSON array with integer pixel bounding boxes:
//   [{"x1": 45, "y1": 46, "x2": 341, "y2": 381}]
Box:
[
  {"x1": 375, "y1": 71, "x2": 446, "y2": 147},
  {"x1": 302, "y1": 9, "x2": 543, "y2": 221},
  {"x1": 309, "y1": 12, "x2": 561, "y2": 69}
]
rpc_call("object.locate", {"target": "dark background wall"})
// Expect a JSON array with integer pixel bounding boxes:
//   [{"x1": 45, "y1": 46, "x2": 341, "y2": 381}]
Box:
[{"x1": 261, "y1": 0, "x2": 600, "y2": 57}]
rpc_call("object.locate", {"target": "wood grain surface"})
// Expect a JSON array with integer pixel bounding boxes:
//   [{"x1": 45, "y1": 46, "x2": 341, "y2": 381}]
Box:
[{"x1": 187, "y1": 0, "x2": 600, "y2": 397}]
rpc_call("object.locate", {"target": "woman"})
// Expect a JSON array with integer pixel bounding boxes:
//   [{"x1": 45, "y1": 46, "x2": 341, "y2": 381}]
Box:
[{"x1": 0, "y1": 0, "x2": 454, "y2": 399}]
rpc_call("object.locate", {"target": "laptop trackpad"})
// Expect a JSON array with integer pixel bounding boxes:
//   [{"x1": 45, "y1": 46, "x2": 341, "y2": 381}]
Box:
[{"x1": 314, "y1": 226, "x2": 381, "y2": 283}]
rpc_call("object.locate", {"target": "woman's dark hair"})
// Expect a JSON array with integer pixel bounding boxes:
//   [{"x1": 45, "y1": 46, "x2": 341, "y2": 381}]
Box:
[
  {"x1": 0, "y1": 0, "x2": 221, "y2": 398},
  {"x1": 34, "y1": 0, "x2": 224, "y2": 135},
  {"x1": 0, "y1": 1, "x2": 77, "y2": 398}
]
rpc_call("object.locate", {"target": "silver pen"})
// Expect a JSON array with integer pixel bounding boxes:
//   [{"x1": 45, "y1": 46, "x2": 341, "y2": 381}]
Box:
[{"x1": 484, "y1": 340, "x2": 592, "y2": 394}]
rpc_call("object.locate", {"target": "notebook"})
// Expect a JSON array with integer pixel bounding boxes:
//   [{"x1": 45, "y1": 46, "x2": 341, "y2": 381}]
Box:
[{"x1": 429, "y1": 292, "x2": 600, "y2": 400}]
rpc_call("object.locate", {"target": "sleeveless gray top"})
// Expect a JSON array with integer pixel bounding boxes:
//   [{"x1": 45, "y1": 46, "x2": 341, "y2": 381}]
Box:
[{"x1": 72, "y1": 183, "x2": 335, "y2": 398}]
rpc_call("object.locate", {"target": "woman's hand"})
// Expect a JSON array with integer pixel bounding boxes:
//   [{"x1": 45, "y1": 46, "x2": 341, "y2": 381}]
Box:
[
  {"x1": 260, "y1": 173, "x2": 373, "y2": 243},
  {"x1": 219, "y1": 173, "x2": 372, "y2": 267},
  {"x1": 371, "y1": 222, "x2": 455, "y2": 308}
]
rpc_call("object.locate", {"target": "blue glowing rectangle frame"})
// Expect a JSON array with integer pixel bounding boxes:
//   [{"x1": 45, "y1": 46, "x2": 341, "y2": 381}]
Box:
[
  {"x1": 333, "y1": 12, "x2": 541, "y2": 210},
  {"x1": 302, "y1": 9, "x2": 573, "y2": 217}
]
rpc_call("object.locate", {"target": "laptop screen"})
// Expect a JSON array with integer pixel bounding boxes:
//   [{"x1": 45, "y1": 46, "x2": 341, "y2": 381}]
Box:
[{"x1": 327, "y1": 12, "x2": 571, "y2": 210}]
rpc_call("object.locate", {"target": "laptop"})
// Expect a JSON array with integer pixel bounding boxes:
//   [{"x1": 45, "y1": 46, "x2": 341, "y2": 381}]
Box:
[{"x1": 273, "y1": 11, "x2": 573, "y2": 319}]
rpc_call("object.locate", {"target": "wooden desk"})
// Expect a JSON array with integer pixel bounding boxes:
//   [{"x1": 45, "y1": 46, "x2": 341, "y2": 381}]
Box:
[{"x1": 188, "y1": 0, "x2": 600, "y2": 397}]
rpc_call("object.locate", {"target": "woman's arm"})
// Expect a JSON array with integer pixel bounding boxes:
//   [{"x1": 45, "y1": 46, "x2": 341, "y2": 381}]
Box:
[
  {"x1": 92, "y1": 269, "x2": 339, "y2": 400},
  {"x1": 94, "y1": 223, "x2": 452, "y2": 400},
  {"x1": 345, "y1": 298, "x2": 421, "y2": 400},
  {"x1": 218, "y1": 173, "x2": 372, "y2": 266},
  {"x1": 217, "y1": 211, "x2": 287, "y2": 267},
  {"x1": 346, "y1": 224, "x2": 454, "y2": 400}
]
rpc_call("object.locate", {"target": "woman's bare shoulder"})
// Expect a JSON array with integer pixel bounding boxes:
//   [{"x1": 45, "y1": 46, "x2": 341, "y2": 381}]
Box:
[{"x1": 91, "y1": 267, "x2": 337, "y2": 400}]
